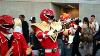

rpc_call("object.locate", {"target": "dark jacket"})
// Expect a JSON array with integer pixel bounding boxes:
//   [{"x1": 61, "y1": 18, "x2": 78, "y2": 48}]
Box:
[
  {"x1": 94, "y1": 25, "x2": 100, "y2": 41},
  {"x1": 22, "y1": 21, "x2": 29, "y2": 43},
  {"x1": 73, "y1": 26, "x2": 81, "y2": 43}
]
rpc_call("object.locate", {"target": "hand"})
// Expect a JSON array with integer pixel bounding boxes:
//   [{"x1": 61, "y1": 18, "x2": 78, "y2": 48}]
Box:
[
  {"x1": 5, "y1": 46, "x2": 13, "y2": 56},
  {"x1": 26, "y1": 45, "x2": 32, "y2": 55}
]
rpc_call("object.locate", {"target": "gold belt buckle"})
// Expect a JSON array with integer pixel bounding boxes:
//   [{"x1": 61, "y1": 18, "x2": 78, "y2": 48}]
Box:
[{"x1": 52, "y1": 48, "x2": 57, "y2": 52}]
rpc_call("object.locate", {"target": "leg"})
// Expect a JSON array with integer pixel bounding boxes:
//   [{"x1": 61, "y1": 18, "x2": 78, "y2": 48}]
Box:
[
  {"x1": 71, "y1": 47, "x2": 76, "y2": 56},
  {"x1": 92, "y1": 44, "x2": 100, "y2": 56},
  {"x1": 71, "y1": 42, "x2": 81, "y2": 56},
  {"x1": 76, "y1": 42, "x2": 81, "y2": 56}
]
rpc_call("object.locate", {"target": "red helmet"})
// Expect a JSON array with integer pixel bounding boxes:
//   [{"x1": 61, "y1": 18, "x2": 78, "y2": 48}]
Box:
[
  {"x1": 40, "y1": 9, "x2": 54, "y2": 22},
  {"x1": 0, "y1": 15, "x2": 14, "y2": 34}
]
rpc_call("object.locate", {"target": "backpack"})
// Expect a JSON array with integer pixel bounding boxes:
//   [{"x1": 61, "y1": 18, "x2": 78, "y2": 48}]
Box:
[{"x1": 80, "y1": 27, "x2": 93, "y2": 42}]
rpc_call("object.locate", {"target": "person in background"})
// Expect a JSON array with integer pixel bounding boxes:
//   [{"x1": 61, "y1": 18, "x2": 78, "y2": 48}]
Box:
[
  {"x1": 81, "y1": 17, "x2": 94, "y2": 56},
  {"x1": 71, "y1": 26, "x2": 82, "y2": 56},
  {"x1": 90, "y1": 15, "x2": 99, "y2": 33},
  {"x1": 19, "y1": 15, "x2": 29, "y2": 43},
  {"x1": 29, "y1": 17, "x2": 36, "y2": 35},
  {"x1": 92, "y1": 24, "x2": 100, "y2": 56},
  {"x1": 71, "y1": 18, "x2": 81, "y2": 56},
  {"x1": 29, "y1": 17, "x2": 41, "y2": 56},
  {"x1": 14, "y1": 18, "x2": 22, "y2": 33},
  {"x1": 59, "y1": 13, "x2": 72, "y2": 56},
  {"x1": 90, "y1": 15, "x2": 100, "y2": 56},
  {"x1": 0, "y1": 15, "x2": 33, "y2": 56}
]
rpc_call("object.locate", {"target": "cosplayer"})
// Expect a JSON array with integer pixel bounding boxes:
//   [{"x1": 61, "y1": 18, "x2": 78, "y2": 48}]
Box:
[
  {"x1": 31, "y1": 9, "x2": 62, "y2": 56},
  {"x1": 70, "y1": 18, "x2": 81, "y2": 56},
  {"x1": 59, "y1": 13, "x2": 72, "y2": 56},
  {"x1": 60, "y1": 13, "x2": 81, "y2": 56},
  {"x1": 0, "y1": 15, "x2": 33, "y2": 56},
  {"x1": 60, "y1": 13, "x2": 76, "y2": 44}
]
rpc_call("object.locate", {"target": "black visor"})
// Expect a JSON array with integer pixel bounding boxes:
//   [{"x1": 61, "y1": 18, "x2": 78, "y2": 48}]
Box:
[
  {"x1": 2, "y1": 24, "x2": 14, "y2": 28},
  {"x1": 46, "y1": 15, "x2": 54, "y2": 20}
]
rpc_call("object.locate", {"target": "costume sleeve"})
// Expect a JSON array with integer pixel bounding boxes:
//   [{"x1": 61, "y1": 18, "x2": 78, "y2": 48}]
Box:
[
  {"x1": 34, "y1": 27, "x2": 49, "y2": 39},
  {"x1": 95, "y1": 22, "x2": 99, "y2": 32},
  {"x1": 0, "y1": 39, "x2": 1, "y2": 55},
  {"x1": 18, "y1": 33, "x2": 29, "y2": 55},
  {"x1": 19, "y1": 33, "x2": 34, "y2": 56}
]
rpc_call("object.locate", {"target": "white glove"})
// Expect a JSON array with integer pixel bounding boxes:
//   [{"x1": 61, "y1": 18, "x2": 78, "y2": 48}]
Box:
[
  {"x1": 56, "y1": 22, "x2": 62, "y2": 32},
  {"x1": 66, "y1": 18, "x2": 71, "y2": 23},
  {"x1": 56, "y1": 25, "x2": 62, "y2": 32},
  {"x1": 47, "y1": 29, "x2": 55, "y2": 36}
]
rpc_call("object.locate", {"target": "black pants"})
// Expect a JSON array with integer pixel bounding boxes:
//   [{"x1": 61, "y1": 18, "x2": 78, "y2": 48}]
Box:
[
  {"x1": 92, "y1": 43, "x2": 100, "y2": 56},
  {"x1": 71, "y1": 41, "x2": 81, "y2": 56}
]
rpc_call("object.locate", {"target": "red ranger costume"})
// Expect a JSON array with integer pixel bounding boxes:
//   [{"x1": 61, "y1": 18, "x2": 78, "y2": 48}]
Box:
[
  {"x1": 31, "y1": 9, "x2": 62, "y2": 56},
  {"x1": 0, "y1": 15, "x2": 33, "y2": 56}
]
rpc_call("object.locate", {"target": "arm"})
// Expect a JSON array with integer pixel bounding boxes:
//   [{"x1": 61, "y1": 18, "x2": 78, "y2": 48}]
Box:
[
  {"x1": 35, "y1": 27, "x2": 49, "y2": 39},
  {"x1": 19, "y1": 33, "x2": 32, "y2": 55},
  {"x1": 95, "y1": 22, "x2": 99, "y2": 32}
]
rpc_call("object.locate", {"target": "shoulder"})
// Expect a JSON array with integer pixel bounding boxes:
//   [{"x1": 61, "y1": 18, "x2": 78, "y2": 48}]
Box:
[
  {"x1": 31, "y1": 23, "x2": 41, "y2": 30},
  {"x1": 13, "y1": 32, "x2": 22, "y2": 35},
  {"x1": 95, "y1": 21, "x2": 99, "y2": 25},
  {"x1": 23, "y1": 21, "x2": 28, "y2": 24},
  {"x1": 13, "y1": 32, "x2": 23, "y2": 39},
  {"x1": 0, "y1": 32, "x2": 6, "y2": 43}
]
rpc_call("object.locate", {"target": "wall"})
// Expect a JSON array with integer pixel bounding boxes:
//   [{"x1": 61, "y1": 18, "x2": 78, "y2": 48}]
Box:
[
  {"x1": 2, "y1": 0, "x2": 80, "y2": 3},
  {"x1": 79, "y1": 3, "x2": 100, "y2": 23},
  {"x1": 0, "y1": 1, "x2": 62, "y2": 22},
  {"x1": 32, "y1": 2, "x2": 52, "y2": 22},
  {"x1": 51, "y1": 3, "x2": 61, "y2": 20},
  {"x1": 3, "y1": 0, "x2": 100, "y2": 3},
  {"x1": 0, "y1": 1, "x2": 52, "y2": 22},
  {"x1": 0, "y1": 1, "x2": 34, "y2": 21},
  {"x1": 1, "y1": 0, "x2": 100, "y2": 23}
]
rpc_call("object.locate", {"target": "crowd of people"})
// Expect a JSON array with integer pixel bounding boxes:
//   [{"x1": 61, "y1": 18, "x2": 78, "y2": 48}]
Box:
[{"x1": 0, "y1": 8, "x2": 100, "y2": 56}]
